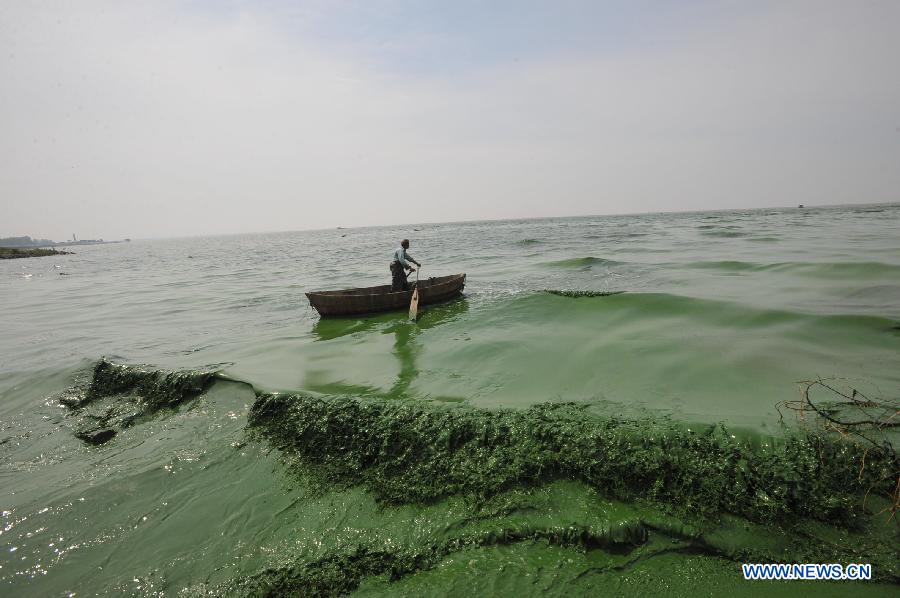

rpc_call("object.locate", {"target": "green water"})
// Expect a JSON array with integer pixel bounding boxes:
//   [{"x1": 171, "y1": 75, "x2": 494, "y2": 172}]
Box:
[{"x1": 1, "y1": 204, "x2": 898, "y2": 594}]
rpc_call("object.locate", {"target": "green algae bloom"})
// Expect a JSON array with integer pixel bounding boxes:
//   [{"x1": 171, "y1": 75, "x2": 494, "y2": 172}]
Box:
[
  {"x1": 60, "y1": 358, "x2": 219, "y2": 444},
  {"x1": 544, "y1": 290, "x2": 626, "y2": 297},
  {"x1": 247, "y1": 394, "x2": 893, "y2": 525},
  {"x1": 230, "y1": 393, "x2": 900, "y2": 594}
]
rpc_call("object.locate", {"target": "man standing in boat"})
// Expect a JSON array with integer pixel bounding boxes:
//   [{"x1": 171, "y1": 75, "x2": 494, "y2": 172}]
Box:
[{"x1": 391, "y1": 239, "x2": 421, "y2": 291}]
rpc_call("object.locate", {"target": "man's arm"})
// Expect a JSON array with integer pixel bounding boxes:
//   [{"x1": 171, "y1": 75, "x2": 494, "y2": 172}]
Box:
[{"x1": 403, "y1": 249, "x2": 420, "y2": 268}]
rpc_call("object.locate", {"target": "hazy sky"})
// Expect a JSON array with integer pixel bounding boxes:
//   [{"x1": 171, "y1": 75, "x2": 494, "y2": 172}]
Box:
[{"x1": 2, "y1": 1, "x2": 898, "y2": 240}]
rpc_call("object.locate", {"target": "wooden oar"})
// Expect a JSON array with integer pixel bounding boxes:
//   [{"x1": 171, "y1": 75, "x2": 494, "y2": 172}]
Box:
[{"x1": 408, "y1": 267, "x2": 420, "y2": 320}]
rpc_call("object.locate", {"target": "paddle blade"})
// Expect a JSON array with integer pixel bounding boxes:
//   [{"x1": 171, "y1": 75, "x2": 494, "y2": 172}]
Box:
[{"x1": 409, "y1": 287, "x2": 419, "y2": 320}]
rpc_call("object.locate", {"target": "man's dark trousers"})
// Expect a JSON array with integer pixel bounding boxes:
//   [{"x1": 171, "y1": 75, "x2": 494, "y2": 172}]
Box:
[{"x1": 390, "y1": 262, "x2": 409, "y2": 291}]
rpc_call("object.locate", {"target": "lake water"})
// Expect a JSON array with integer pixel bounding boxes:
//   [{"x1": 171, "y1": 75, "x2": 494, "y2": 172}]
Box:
[{"x1": 2, "y1": 204, "x2": 898, "y2": 595}]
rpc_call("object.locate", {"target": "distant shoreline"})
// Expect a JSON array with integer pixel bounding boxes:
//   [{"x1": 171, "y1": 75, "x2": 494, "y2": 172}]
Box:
[
  {"x1": 0, "y1": 247, "x2": 74, "y2": 259},
  {"x1": 0, "y1": 236, "x2": 131, "y2": 249}
]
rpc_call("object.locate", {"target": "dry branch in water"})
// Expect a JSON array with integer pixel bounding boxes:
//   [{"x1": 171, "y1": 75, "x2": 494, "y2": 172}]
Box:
[{"x1": 776, "y1": 378, "x2": 899, "y2": 519}]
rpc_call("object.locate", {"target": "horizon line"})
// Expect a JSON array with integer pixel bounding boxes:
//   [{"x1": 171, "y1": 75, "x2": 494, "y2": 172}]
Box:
[{"x1": 4, "y1": 199, "x2": 898, "y2": 243}]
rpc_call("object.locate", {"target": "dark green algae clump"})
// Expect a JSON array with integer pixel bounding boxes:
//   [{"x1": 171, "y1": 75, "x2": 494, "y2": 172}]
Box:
[
  {"x1": 0, "y1": 246, "x2": 73, "y2": 259},
  {"x1": 544, "y1": 289, "x2": 625, "y2": 298},
  {"x1": 60, "y1": 358, "x2": 218, "y2": 444},
  {"x1": 235, "y1": 394, "x2": 899, "y2": 595},
  {"x1": 228, "y1": 527, "x2": 649, "y2": 598},
  {"x1": 55, "y1": 362, "x2": 898, "y2": 594},
  {"x1": 247, "y1": 393, "x2": 893, "y2": 526}
]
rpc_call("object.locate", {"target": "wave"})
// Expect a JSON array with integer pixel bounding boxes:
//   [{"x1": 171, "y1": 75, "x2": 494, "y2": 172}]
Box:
[
  {"x1": 229, "y1": 518, "x2": 652, "y2": 596},
  {"x1": 517, "y1": 290, "x2": 900, "y2": 336},
  {"x1": 681, "y1": 260, "x2": 900, "y2": 278},
  {"x1": 682, "y1": 260, "x2": 763, "y2": 272},
  {"x1": 585, "y1": 231, "x2": 648, "y2": 239},
  {"x1": 542, "y1": 256, "x2": 624, "y2": 269},
  {"x1": 246, "y1": 394, "x2": 892, "y2": 524},
  {"x1": 514, "y1": 238, "x2": 542, "y2": 246},
  {"x1": 59, "y1": 358, "x2": 220, "y2": 444},
  {"x1": 544, "y1": 290, "x2": 625, "y2": 298},
  {"x1": 49, "y1": 360, "x2": 900, "y2": 592},
  {"x1": 698, "y1": 229, "x2": 749, "y2": 238},
  {"x1": 217, "y1": 498, "x2": 900, "y2": 594},
  {"x1": 236, "y1": 392, "x2": 899, "y2": 590}
]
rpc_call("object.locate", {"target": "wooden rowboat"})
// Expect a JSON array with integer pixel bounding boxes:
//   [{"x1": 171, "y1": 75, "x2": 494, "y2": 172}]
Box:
[{"x1": 306, "y1": 273, "x2": 466, "y2": 317}]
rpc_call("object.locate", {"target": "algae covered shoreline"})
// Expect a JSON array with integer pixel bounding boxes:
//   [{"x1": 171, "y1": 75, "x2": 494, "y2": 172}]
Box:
[
  {"x1": 246, "y1": 392, "x2": 895, "y2": 525},
  {"x1": 36, "y1": 360, "x2": 900, "y2": 595},
  {"x1": 0, "y1": 246, "x2": 73, "y2": 259},
  {"x1": 241, "y1": 390, "x2": 899, "y2": 586},
  {"x1": 237, "y1": 390, "x2": 899, "y2": 594}
]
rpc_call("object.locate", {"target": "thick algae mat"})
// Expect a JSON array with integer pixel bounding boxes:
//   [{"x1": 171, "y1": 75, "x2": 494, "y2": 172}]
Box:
[
  {"x1": 230, "y1": 392, "x2": 898, "y2": 595},
  {"x1": 246, "y1": 394, "x2": 893, "y2": 524},
  {"x1": 2, "y1": 205, "x2": 900, "y2": 594},
  {"x1": 3, "y1": 361, "x2": 897, "y2": 596}
]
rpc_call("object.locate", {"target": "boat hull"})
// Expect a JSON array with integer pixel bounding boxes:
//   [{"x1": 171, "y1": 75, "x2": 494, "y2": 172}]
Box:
[{"x1": 305, "y1": 273, "x2": 466, "y2": 316}]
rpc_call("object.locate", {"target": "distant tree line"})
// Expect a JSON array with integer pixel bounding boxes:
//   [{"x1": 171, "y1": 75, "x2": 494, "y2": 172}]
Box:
[{"x1": 0, "y1": 235, "x2": 56, "y2": 247}]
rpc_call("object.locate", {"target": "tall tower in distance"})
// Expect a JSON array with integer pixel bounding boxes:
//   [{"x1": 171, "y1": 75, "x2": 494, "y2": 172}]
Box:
[{"x1": 73, "y1": 234, "x2": 76, "y2": 242}]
